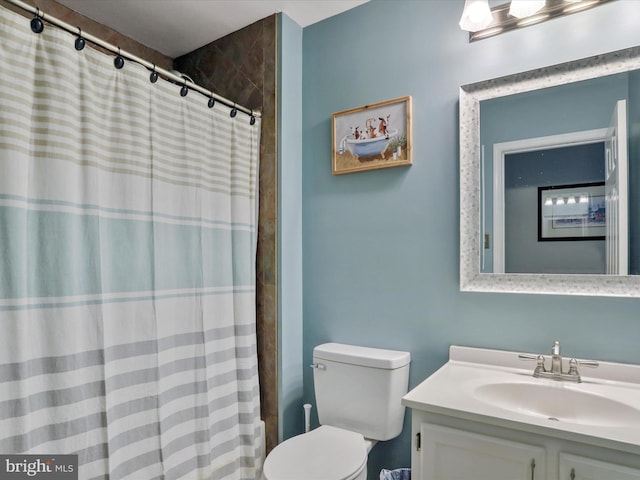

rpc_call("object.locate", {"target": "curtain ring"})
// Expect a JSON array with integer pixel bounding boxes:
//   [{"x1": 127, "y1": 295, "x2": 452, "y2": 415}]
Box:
[
  {"x1": 114, "y1": 47, "x2": 125, "y2": 69},
  {"x1": 150, "y1": 64, "x2": 159, "y2": 83},
  {"x1": 74, "y1": 27, "x2": 86, "y2": 51},
  {"x1": 249, "y1": 110, "x2": 256, "y2": 126},
  {"x1": 31, "y1": 8, "x2": 44, "y2": 33},
  {"x1": 230, "y1": 104, "x2": 238, "y2": 118},
  {"x1": 180, "y1": 79, "x2": 189, "y2": 97}
]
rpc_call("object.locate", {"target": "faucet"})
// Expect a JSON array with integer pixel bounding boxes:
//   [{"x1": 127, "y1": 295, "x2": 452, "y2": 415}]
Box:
[
  {"x1": 519, "y1": 340, "x2": 599, "y2": 383},
  {"x1": 550, "y1": 340, "x2": 562, "y2": 374}
]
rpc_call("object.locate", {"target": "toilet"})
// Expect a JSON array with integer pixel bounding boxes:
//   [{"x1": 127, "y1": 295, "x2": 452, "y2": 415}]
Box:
[{"x1": 262, "y1": 342, "x2": 411, "y2": 480}]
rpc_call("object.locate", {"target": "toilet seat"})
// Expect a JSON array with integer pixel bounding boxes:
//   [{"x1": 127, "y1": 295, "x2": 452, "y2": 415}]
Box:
[{"x1": 262, "y1": 425, "x2": 367, "y2": 480}]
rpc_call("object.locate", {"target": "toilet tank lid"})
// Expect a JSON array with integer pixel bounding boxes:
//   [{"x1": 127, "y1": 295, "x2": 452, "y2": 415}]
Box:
[{"x1": 313, "y1": 343, "x2": 410, "y2": 369}]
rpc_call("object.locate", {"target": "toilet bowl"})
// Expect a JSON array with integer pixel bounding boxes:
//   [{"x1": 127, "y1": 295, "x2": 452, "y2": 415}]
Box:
[{"x1": 262, "y1": 425, "x2": 368, "y2": 480}]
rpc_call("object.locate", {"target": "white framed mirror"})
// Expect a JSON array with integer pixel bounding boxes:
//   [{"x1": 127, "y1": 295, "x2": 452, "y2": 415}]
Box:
[{"x1": 460, "y1": 45, "x2": 640, "y2": 297}]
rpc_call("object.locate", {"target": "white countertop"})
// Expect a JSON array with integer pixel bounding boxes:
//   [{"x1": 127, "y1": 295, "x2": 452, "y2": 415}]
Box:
[{"x1": 402, "y1": 345, "x2": 640, "y2": 454}]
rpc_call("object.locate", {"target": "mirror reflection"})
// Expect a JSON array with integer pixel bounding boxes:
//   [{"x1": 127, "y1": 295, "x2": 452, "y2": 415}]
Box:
[{"x1": 479, "y1": 71, "x2": 639, "y2": 275}]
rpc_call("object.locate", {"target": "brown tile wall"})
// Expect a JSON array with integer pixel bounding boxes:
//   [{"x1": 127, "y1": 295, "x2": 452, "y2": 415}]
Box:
[{"x1": 174, "y1": 16, "x2": 279, "y2": 454}]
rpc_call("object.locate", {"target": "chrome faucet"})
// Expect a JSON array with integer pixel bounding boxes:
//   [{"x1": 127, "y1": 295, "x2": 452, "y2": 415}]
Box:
[{"x1": 519, "y1": 340, "x2": 599, "y2": 383}]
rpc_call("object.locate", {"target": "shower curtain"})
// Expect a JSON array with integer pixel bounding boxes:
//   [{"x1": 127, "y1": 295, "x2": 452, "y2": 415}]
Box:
[{"x1": 0, "y1": 6, "x2": 261, "y2": 480}]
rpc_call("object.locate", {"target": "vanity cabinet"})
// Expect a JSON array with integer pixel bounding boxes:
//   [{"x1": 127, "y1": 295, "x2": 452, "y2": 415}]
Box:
[
  {"x1": 419, "y1": 423, "x2": 544, "y2": 480},
  {"x1": 402, "y1": 345, "x2": 640, "y2": 480},
  {"x1": 410, "y1": 411, "x2": 640, "y2": 480}
]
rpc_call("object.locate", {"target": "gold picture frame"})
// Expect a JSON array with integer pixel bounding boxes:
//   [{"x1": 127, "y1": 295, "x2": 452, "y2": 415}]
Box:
[{"x1": 332, "y1": 96, "x2": 412, "y2": 175}]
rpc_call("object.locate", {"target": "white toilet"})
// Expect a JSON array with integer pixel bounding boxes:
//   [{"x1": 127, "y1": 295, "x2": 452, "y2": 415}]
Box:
[{"x1": 262, "y1": 342, "x2": 411, "y2": 480}]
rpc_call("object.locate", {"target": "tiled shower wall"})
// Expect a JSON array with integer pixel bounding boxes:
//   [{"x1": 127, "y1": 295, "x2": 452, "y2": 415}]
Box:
[
  {"x1": 13, "y1": 0, "x2": 280, "y2": 455},
  {"x1": 175, "y1": 17, "x2": 279, "y2": 454}
]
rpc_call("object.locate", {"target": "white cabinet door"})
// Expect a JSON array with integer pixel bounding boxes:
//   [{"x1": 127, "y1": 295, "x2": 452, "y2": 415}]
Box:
[
  {"x1": 559, "y1": 453, "x2": 640, "y2": 480},
  {"x1": 420, "y1": 423, "x2": 546, "y2": 480}
]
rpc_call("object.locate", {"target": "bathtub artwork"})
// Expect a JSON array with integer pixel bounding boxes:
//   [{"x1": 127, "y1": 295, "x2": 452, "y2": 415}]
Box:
[{"x1": 332, "y1": 96, "x2": 412, "y2": 175}]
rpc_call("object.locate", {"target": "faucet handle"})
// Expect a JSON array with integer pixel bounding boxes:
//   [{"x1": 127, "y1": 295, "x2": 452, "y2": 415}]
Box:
[
  {"x1": 552, "y1": 340, "x2": 561, "y2": 356},
  {"x1": 569, "y1": 358, "x2": 599, "y2": 369},
  {"x1": 519, "y1": 354, "x2": 546, "y2": 375},
  {"x1": 568, "y1": 358, "x2": 599, "y2": 381},
  {"x1": 519, "y1": 353, "x2": 542, "y2": 361}
]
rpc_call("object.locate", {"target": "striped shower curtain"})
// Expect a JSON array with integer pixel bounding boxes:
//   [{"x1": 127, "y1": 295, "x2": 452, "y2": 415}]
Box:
[{"x1": 0, "y1": 6, "x2": 261, "y2": 480}]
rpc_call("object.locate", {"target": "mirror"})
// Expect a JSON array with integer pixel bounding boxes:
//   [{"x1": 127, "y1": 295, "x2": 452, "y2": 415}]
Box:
[{"x1": 460, "y1": 45, "x2": 640, "y2": 296}]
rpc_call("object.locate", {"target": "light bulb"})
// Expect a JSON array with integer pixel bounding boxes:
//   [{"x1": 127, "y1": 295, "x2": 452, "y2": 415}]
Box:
[
  {"x1": 509, "y1": 0, "x2": 546, "y2": 18},
  {"x1": 459, "y1": 0, "x2": 493, "y2": 32}
]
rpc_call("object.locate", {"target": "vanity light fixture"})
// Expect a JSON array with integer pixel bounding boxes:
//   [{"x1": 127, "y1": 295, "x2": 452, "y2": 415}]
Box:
[
  {"x1": 516, "y1": 13, "x2": 550, "y2": 27},
  {"x1": 509, "y1": 0, "x2": 545, "y2": 18},
  {"x1": 563, "y1": 0, "x2": 602, "y2": 14},
  {"x1": 460, "y1": 0, "x2": 613, "y2": 41}
]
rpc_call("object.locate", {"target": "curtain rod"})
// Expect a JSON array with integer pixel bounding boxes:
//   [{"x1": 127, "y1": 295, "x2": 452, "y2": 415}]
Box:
[{"x1": 1, "y1": 0, "x2": 261, "y2": 120}]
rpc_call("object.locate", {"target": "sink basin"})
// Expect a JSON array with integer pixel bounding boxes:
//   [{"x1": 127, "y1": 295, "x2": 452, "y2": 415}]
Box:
[{"x1": 474, "y1": 382, "x2": 640, "y2": 427}]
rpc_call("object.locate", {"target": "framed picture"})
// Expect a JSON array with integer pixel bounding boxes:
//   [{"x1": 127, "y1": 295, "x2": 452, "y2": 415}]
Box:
[
  {"x1": 538, "y1": 182, "x2": 605, "y2": 241},
  {"x1": 332, "y1": 96, "x2": 412, "y2": 175}
]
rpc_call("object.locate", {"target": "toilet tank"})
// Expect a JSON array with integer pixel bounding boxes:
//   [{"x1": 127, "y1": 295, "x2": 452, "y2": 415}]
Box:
[{"x1": 312, "y1": 343, "x2": 411, "y2": 441}]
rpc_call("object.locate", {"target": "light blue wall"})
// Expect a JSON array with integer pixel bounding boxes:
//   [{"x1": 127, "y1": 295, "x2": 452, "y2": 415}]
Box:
[
  {"x1": 277, "y1": 14, "x2": 304, "y2": 442},
  {"x1": 481, "y1": 73, "x2": 630, "y2": 145},
  {"x1": 299, "y1": 0, "x2": 640, "y2": 476}
]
